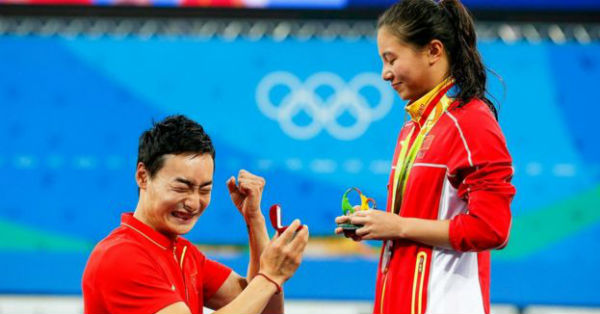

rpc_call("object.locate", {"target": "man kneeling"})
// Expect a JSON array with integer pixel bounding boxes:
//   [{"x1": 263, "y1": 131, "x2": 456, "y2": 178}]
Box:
[{"x1": 82, "y1": 115, "x2": 309, "y2": 314}]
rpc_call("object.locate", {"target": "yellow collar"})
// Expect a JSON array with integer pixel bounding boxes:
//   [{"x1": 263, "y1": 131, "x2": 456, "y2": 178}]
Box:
[{"x1": 405, "y1": 77, "x2": 454, "y2": 122}]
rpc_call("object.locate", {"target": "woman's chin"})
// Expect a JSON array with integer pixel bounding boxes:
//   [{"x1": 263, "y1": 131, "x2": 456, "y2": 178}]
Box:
[{"x1": 396, "y1": 91, "x2": 411, "y2": 101}]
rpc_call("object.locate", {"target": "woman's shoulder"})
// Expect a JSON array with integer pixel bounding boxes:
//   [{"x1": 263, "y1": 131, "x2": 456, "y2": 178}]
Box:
[
  {"x1": 444, "y1": 97, "x2": 504, "y2": 141},
  {"x1": 447, "y1": 97, "x2": 496, "y2": 122}
]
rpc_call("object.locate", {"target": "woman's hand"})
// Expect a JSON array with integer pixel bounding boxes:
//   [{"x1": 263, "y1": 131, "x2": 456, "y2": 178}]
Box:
[
  {"x1": 335, "y1": 209, "x2": 405, "y2": 241},
  {"x1": 259, "y1": 220, "x2": 309, "y2": 285}
]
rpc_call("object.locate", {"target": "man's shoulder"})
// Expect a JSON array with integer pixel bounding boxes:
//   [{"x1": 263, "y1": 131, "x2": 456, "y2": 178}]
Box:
[
  {"x1": 98, "y1": 225, "x2": 145, "y2": 248},
  {"x1": 83, "y1": 227, "x2": 155, "y2": 285},
  {"x1": 88, "y1": 227, "x2": 151, "y2": 267}
]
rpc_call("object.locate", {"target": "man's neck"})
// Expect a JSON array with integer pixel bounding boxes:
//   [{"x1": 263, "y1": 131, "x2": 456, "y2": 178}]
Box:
[{"x1": 132, "y1": 201, "x2": 176, "y2": 241}]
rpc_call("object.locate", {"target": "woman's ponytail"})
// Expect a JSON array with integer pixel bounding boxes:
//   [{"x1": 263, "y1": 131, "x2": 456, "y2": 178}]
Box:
[{"x1": 439, "y1": 0, "x2": 498, "y2": 119}]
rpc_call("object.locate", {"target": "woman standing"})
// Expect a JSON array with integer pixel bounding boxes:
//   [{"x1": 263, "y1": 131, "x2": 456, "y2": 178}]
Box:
[{"x1": 335, "y1": 1, "x2": 516, "y2": 313}]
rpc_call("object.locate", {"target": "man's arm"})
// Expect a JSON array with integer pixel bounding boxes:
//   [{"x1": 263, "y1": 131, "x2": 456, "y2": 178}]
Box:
[
  {"x1": 203, "y1": 271, "x2": 246, "y2": 310},
  {"x1": 245, "y1": 215, "x2": 284, "y2": 313},
  {"x1": 156, "y1": 220, "x2": 309, "y2": 314},
  {"x1": 245, "y1": 215, "x2": 269, "y2": 279},
  {"x1": 156, "y1": 274, "x2": 278, "y2": 314},
  {"x1": 202, "y1": 218, "x2": 284, "y2": 313},
  {"x1": 226, "y1": 170, "x2": 283, "y2": 313}
]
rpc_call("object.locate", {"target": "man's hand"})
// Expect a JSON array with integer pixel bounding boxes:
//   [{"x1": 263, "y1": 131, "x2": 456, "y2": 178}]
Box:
[
  {"x1": 226, "y1": 170, "x2": 266, "y2": 221},
  {"x1": 335, "y1": 209, "x2": 404, "y2": 241},
  {"x1": 259, "y1": 220, "x2": 309, "y2": 285}
]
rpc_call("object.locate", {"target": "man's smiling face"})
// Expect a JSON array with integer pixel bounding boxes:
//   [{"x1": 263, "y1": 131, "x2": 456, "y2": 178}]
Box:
[{"x1": 136, "y1": 153, "x2": 213, "y2": 238}]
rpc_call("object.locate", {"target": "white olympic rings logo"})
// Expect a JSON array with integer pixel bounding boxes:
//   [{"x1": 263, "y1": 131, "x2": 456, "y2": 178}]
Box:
[{"x1": 255, "y1": 71, "x2": 394, "y2": 140}]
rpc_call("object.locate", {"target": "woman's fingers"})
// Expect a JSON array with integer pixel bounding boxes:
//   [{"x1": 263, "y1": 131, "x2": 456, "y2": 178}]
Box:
[
  {"x1": 335, "y1": 215, "x2": 350, "y2": 224},
  {"x1": 355, "y1": 226, "x2": 369, "y2": 237},
  {"x1": 353, "y1": 210, "x2": 369, "y2": 217},
  {"x1": 349, "y1": 216, "x2": 368, "y2": 225}
]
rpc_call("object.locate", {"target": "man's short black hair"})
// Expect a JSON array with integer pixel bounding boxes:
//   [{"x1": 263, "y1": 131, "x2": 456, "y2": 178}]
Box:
[{"x1": 137, "y1": 115, "x2": 215, "y2": 178}]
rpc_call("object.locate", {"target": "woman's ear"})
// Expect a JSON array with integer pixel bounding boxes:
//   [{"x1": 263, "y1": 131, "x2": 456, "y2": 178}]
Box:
[
  {"x1": 427, "y1": 39, "x2": 446, "y2": 65},
  {"x1": 135, "y1": 162, "x2": 149, "y2": 190}
]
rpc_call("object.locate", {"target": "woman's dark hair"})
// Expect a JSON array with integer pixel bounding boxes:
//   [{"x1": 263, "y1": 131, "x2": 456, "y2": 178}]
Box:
[
  {"x1": 137, "y1": 115, "x2": 215, "y2": 178},
  {"x1": 378, "y1": 0, "x2": 498, "y2": 120}
]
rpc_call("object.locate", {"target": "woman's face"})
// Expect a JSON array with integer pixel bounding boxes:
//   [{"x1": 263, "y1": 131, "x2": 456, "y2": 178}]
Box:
[{"x1": 377, "y1": 26, "x2": 432, "y2": 102}]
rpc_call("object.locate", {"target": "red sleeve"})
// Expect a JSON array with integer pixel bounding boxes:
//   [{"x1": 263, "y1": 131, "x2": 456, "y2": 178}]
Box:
[
  {"x1": 202, "y1": 258, "x2": 233, "y2": 301},
  {"x1": 97, "y1": 243, "x2": 182, "y2": 314},
  {"x1": 447, "y1": 103, "x2": 516, "y2": 252}
]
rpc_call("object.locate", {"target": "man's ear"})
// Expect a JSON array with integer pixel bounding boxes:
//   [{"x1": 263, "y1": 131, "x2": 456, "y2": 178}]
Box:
[
  {"x1": 427, "y1": 39, "x2": 445, "y2": 65},
  {"x1": 135, "y1": 162, "x2": 149, "y2": 190}
]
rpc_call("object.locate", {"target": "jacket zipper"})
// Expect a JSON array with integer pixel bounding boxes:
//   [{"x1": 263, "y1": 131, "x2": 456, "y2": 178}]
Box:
[
  {"x1": 173, "y1": 245, "x2": 189, "y2": 302},
  {"x1": 379, "y1": 271, "x2": 388, "y2": 314},
  {"x1": 411, "y1": 251, "x2": 427, "y2": 314}
]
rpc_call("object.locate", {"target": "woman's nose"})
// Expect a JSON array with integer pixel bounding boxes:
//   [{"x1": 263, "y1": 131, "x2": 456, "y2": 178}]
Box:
[{"x1": 382, "y1": 68, "x2": 393, "y2": 81}]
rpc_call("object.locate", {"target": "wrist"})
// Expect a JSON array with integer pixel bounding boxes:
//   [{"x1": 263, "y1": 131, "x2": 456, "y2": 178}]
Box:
[
  {"x1": 256, "y1": 272, "x2": 283, "y2": 294},
  {"x1": 396, "y1": 216, "x2": 409, "y2": 239},
  {"x1": 258, "y1": 269, "x2": 285, "y2": 286},
  {"x1": 245, "y1": 211, "x2": 265, "y2": 224},
  {"x1": 246, "y1": 215, "x2": 269, "y2": 246}
]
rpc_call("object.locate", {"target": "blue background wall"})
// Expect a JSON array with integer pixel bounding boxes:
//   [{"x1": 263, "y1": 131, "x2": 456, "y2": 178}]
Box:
[{"x1": 0, "y1": 34, "x2": 599, "y2": 306}]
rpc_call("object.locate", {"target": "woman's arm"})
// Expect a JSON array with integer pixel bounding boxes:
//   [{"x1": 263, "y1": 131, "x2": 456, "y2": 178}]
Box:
[{"x1": 335, "y1": 211, "x2": 452, "y2": 248}]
